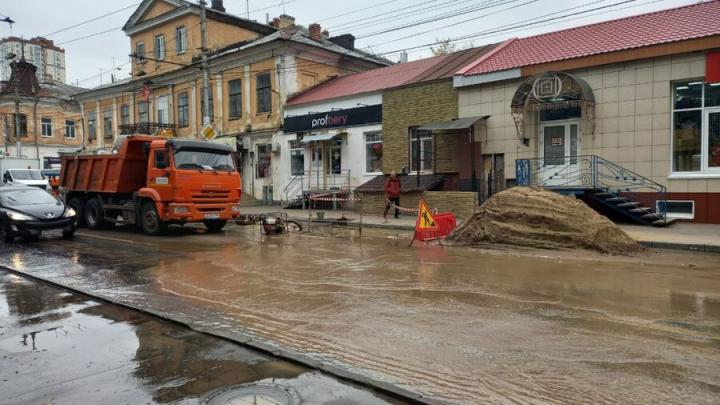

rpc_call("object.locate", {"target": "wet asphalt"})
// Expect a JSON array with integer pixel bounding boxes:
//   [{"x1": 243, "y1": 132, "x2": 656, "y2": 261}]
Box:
[{"x1": 0, "y1": 223, "x2": 719, "y2": 404}]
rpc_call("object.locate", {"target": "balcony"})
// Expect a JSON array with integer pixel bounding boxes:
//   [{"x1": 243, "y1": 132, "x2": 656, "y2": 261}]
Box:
[{"x1": 119, "y1": 122, "x2": 177, "y2": 137}]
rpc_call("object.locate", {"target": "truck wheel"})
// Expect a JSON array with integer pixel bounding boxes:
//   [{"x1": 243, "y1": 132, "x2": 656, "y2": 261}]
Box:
[
  {"x1": 85, "y1": 199, "x2": 108, "y2": 230},
  {"x1": 67, "y1": 197, "x2": 86, "y2": 227},
  {"x1": 141, "y1": 201, "x2": 167, "y2": 236},
  {"x1": 204, "y1": 219, "x2": 227, "y2": 233}
]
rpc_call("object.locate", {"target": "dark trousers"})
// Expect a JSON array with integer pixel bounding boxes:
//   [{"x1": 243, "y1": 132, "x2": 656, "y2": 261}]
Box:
[{"x1": 384, "y1": 197, "x2": 400, "y2": 218}]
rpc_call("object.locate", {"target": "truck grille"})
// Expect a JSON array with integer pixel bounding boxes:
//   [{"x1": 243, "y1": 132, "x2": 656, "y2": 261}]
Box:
[{"x1": 192, "y1": 190, "x2": 230, "y2": 203}]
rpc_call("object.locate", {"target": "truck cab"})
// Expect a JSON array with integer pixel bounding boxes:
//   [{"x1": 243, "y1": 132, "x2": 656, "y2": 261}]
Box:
[{"x1": 3, "y1": 169, "x2": 50, "y2": 190}]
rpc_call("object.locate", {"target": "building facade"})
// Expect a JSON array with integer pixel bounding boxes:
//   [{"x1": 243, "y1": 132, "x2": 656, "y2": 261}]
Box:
[
  {"x1": 73, "y1": 0, "x2": 390, "y2": 199},
  {"x1": 0, "y1": 37, "x2": 66, "y2": 84},
  {"x1": 453, "y1": 2, "x2": 720, "y2": 223},
  {"x1": 1, "y1": 59, "x2": 84, "y2": 167}
]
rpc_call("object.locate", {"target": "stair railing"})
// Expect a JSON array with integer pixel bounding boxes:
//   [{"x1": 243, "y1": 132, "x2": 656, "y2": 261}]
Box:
[{"x1": 517, "y1": 155, "x2": 666, "y2": 220}]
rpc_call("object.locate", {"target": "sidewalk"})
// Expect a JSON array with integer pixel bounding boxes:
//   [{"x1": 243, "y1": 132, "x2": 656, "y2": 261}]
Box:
[
  {"x1": 239, "y1": 205, "x2": 720, "y2": 253},
  {"x1": 619, "y1": 223, "x2": 720, "y2": 253}
]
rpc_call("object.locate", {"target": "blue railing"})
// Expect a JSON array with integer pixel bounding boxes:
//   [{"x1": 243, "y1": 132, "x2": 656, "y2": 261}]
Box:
[{"x1": 516, "y1": 155, "x2": 667, "y2": 220}]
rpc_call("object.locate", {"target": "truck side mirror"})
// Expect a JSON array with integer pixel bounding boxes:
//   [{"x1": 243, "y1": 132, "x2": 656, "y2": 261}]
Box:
[{"x1": 2, "y1": 172, "x2": 9, "y2": 183}]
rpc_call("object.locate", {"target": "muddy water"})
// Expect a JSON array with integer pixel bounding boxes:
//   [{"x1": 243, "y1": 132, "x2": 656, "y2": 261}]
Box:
[{"x1": 2, "y1": 226, "x2": 720, "y2": 404}]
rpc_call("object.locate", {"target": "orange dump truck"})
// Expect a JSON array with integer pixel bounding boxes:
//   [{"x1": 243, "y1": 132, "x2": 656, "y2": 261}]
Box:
[{"x1": 60, "y1": 135, "x2": 242, "y2": 235}]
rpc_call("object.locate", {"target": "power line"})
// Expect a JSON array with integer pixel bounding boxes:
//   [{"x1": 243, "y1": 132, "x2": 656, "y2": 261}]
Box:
[
  {"x1": 317, "y1": 0, "x2": 402, "y2": 23},
  {"x1": 43, "y1": 2, "x2": 141, "y2": 37},
  {"x1": 328, "y1": 0, "x2": 443, "y2": 30},
  {"x1": 335, "y1": 0, "x2": 474, "y2": 32},
  {"x1": 357, "y1": 0, "x2": 530, "y2": 39},
  {"x1": 56, "y1": 26, "x2": 123, "y2": 45},
  {"x1": 372, "y1": 0, "x2": 638, "y2": 55}
]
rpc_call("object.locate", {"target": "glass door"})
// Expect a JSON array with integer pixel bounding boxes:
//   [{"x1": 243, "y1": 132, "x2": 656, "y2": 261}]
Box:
[
  {"x1": 539, "y1": 120, "x2": 580, "y2": 186},
  {"x1": 706, "y1": 109, "x2": 720, "y2": 172}
]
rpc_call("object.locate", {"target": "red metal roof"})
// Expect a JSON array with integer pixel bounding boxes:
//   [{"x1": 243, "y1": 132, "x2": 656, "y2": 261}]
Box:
[
  {"x1": 286, "y1": 54, "x2": 449, "y2": 106},
  {"x1": 461, "y1": 1, "x2": 720, "y2": 76}
]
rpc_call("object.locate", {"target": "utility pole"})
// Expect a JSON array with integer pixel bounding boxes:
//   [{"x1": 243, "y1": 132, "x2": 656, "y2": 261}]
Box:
[
  {"x1": 199, "y1": 0, "x2": 211, "y2": 127},
  {"x1": 12, "y1": 60, "x2": 22, "y2": 158}
]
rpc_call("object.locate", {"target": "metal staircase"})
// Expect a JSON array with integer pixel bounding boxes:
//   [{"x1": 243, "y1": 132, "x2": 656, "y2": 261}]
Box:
[
  {"x1": 516, "y1": 155, "x2": 670, "y2": 226},
  {"x1": 282, "y1": 170, "x2": 353, "y2": 209}
]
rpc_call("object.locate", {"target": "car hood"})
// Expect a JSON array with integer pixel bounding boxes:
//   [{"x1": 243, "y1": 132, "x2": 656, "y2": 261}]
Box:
[{"x1": 11, "y1": 202, "x2": 65, "y2": 220}]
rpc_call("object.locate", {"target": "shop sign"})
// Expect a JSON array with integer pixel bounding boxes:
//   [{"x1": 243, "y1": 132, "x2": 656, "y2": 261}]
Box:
[
  {"x1": 284, "y1": 105, "x2": 382, "y2": 133},
  {"x1": 551, "y1": 137, "x2": 563, "y2": 146}
]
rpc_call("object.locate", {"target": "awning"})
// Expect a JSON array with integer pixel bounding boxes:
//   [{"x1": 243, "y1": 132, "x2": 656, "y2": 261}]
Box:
[
  {"x1": 417, "y1": 116, "x2": 490, "y2": 132},
  {"x1": 300, "y1": 133, "x2": 337, "y2": 144}
]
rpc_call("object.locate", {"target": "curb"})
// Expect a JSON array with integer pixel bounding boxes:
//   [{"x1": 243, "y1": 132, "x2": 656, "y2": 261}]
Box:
[
  {"x1": 0, "y1": 265, "x2": 446, "y2": 405},
  {"x1": 637, "y1": 240, "x2": 720, "y2": 253}
]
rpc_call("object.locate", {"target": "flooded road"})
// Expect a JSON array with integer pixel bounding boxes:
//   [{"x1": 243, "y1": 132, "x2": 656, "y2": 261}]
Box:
[{"x1": 1, "y1": 225, "x2": 719, "y2": 404}]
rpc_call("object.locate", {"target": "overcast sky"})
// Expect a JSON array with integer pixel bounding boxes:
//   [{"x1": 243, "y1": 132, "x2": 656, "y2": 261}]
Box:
[{"x1": 0, "y1": 0, "x2": 701, "y2": 89}]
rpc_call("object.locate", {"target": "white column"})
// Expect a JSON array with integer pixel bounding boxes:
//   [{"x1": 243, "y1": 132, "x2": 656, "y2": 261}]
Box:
[
  {"x1": 167, "y1": 85, "x2": 174, "y2": 125},
  {"x1": 215, "y1": 72, "x2": 223, "y2": 132},
  {"x1": 243, "y1": 65, "x2": 251, "y2": 127},
  {"x1": 112, "y1": 98, "x2": 118, "y2": 143},
  {"x1": 130, "y1": 89, "x2": 136, "y2": 125},
  {"x1": 80, "y1": 103, "x2": 85, "y2": 147},
  {"x1": 190, "y1": 80, "x2": 197, "y2": 136},
  {"x1": 95, "y1": 100, "x2": 102, "y2": 147}
]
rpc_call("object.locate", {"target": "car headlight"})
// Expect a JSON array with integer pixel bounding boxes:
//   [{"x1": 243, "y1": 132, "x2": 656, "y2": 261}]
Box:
[
  {"x1": 63, "y1": 208, "x2": 77, "y2": 217},
  {"x1": 8, "y1": 211, "x2": 33, "y2": 221}
]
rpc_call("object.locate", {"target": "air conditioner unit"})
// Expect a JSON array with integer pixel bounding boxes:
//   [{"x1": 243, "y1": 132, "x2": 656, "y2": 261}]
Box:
[{"x1": 272, "y1": 142, "x2": 281, "y2": 153}]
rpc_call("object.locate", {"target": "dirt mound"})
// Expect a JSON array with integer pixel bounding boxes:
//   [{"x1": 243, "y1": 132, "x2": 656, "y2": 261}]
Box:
[{"x1": 447, "y1": 187, "x2": 641, "y2": 254}]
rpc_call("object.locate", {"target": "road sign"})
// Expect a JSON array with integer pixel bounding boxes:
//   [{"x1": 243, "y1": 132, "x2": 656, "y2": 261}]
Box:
[
  {"x1": 416, "y1": 199, "x2": 437, "y2": 230},
  {"x1": 201, "y1": 125, "x2": 217, "y2": 141}
]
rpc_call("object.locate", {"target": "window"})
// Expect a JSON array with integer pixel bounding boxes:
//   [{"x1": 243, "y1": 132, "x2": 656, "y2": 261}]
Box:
[
  {"x1": 41, "y1": 117, "x2": 52, "y2": 137},
  {"x1": 135, "y1": 42, "x2": 146, "y2": 64},
  {"x1": 87, "y1": 111, "x2": 97, "y2": 140},
  {"x1": 256, "y1": 143, "x2": 272, "y2": 178},
  {"x1": 289, "y1": 140, "x2": 304, "y2": 176},
  {"x1": 657, "y1": 200, "x2": 694, "y2": 220},
  {"x1": 154, "y1": 34, "x2": 165, "y2": 60},
  {"x1": 409, "y1": 128, "x2": 432, "y2": 173},
  {"x1": 672, "y1": 80, "x2": 720, "y2": 174},
  {"x1": 177, "y1": 92, "x2": 189, "y2": 127},
  {"x1": 138, "y1": 101, "x2": 149, "y2": 123},
  {"x1": 156, "y1": 95, "x2": 169, "y2": 124},
  {"x1": 65, "y1": 120, "x2": 76, "y2": 139},
  {"x1": 326, "y1": 143, "x2": 342, "y2": 175},
  {"x1": 256, "y1": 73, "x2": 272, "y2": 113},
  {"x1": 154, "y1": 150, "x2": 168, "y2": 169},
  {"x1": 228, "y1": 79, "x2": 242, "y2": 118},
  {"x1": 11, "y1": 114, "x2": 27, "y2": 137},
  {"x1": 365, "y1": 131, "x2": 383, "y2": 173},
  {"x1": 121, "y1": 104, "x2": 129, "y2": 125},
  {"x1": 103, "y1": 109, "x2": 113, "y2": 138},
  {"x1": 175, "y1": 26, "x2": 186, "y2": 54}
]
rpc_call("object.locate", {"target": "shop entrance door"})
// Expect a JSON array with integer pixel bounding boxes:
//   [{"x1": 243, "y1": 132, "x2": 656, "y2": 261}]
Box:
[{"x1": 539, "y1": 120, "x2": 580, "y2": 187}]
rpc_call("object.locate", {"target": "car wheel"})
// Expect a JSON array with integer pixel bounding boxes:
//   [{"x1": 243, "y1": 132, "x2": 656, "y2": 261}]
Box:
[
  {"x1": 141, "y1": 201, "x2": 167, "y2": 236},
  {"x1": 0, "y1": 220, "x2": 14, "y2": 243},
  {"x1": 84, "y1": 199, "x2": 107, "y2": 230},
  {"x1": 204, "y1": 219, "x2": 227, "y2": 233},
  {"x1": 67, "y1": 197, "x2": 86, "y2": 227}
]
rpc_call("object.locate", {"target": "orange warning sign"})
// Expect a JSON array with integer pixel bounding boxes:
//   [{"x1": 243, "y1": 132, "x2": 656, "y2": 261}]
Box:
[{"x1": 416, "y1": 199, "x2": 437, "y2": 230}]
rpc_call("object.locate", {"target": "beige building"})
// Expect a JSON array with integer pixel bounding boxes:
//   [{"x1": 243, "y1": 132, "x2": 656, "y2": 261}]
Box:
[
  {"x1": 73, "y1": 0, "x2": 390, "y2": 199},
  {"x1": 454, "y1": 2, "x2": 720, "y2": 224},
  {"x1": 1, "y1": 59, "x2": 84, "y2": 166}
]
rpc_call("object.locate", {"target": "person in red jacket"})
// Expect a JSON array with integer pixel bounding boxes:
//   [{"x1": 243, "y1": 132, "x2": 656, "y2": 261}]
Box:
[{"x1": 383, "y1": 170, "x2": 401, "y2": 221}]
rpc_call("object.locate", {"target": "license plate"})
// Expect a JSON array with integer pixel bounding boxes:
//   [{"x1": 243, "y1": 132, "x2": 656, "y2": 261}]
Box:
[{"x1": 204, "y1": 213, "x2": 220, "y2": 219}]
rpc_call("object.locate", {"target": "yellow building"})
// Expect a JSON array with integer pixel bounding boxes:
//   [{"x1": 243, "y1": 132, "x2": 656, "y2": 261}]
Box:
[
  {"x1": 1, "y1": 59, "x2": 84, "y2": 167},
  {"x1": 73, "y1": 0, "x2": 390, "y2": 199}
]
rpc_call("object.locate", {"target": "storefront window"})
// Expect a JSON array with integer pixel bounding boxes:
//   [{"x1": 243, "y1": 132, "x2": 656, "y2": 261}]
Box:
[
  {"x1": 256, "y1": 143, "x2": 271, "y2": 179},
  {"x1": 290, "y1": 140, "x2": 304, "y2": 176},
  {"x1": 672, "y1": 80, "x2": 720, "y2": 173},
  {"x1": 326, "y1": 143, "x2": 342, "y2": 175},
  {"x1": 365, "y1": 132, "x2": 383, "y2": 173}
]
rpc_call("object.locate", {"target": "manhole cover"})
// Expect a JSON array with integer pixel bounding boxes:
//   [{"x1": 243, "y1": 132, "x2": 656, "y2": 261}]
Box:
[{"x1": 204, "y1": 383, "x2": 300, "y2": 405}]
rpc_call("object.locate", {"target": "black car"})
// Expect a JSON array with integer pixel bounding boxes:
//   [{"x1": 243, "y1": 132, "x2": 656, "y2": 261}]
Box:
[{"x1": 0, "y1": 186, "x2": 77, "y2": 242}]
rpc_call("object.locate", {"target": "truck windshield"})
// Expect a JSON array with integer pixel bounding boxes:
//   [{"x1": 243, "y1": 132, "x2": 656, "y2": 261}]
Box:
[
  {"x1": 9, "y1": 169, "x2": 43, "y2": 180},
  {"x1": 174, "y1": 148, "x2": 235, "y2": 171}
]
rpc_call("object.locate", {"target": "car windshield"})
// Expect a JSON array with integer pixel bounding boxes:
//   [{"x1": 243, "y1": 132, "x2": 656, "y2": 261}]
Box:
[
  {"x1": 10, "y1": 169, "x2": 43, "y2": 180},
  {"x1": 174, "y1": 148, "x2": 236, "y2": 171},
  {"x1": 0, "y1": 189, "x2": 59, "y2": 206}
]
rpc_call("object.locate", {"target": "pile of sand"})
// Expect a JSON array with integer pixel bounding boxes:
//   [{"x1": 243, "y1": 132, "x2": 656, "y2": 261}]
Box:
[{"x1": 446, "y1": 187, "x2": 641, "y2": 254}]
